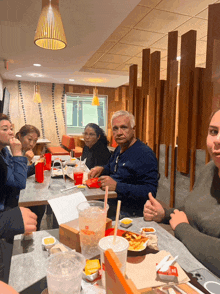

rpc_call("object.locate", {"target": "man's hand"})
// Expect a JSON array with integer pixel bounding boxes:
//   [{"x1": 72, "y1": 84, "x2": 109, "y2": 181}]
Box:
[
  {"x1": 20, "y1": 207, "x2": 37, "y2": 233},
  {"x1": 99, "y1": 176, "x2": 117, "y2": 191},
  {"x1": 88, "y1": 166, "x2": 104, "y2": 179},
  {"x1": 169, "y1": 209, "x2": 189, "y2": 230},
  {"x1": 25, "y1": 150, "x2": 35, "y2": 162},
  {"x1": 9, "y1": 138, "x2": 23, "y2": 157},
  {"x1": 143, "y1": 192, "x2": 165, "y2": 222}
]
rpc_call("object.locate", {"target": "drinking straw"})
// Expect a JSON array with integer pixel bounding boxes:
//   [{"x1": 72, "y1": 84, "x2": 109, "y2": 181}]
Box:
[
  {"x1": 104, "y1": 186, "x2": 109, "y2": 215},
  {"x1": 79, "y1": 156, "x2": 81, "y2": 168},
  {"x1": 113, "y1": 200, "x2": 121, "y2": 244}
]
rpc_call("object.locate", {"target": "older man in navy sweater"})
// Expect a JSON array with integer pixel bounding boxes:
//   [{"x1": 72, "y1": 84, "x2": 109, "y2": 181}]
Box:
[{"x1": 88, "y1": 110, "x2": 158, "y2": 218}]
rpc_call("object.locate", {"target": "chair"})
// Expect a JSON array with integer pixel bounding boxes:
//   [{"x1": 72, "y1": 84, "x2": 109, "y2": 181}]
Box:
[
  {"x1": 104, "y1": 249, "x2": 139, "y2": 294},
  {"x1": 47, "y1": 135, "x2": 82, "y2": 157}
]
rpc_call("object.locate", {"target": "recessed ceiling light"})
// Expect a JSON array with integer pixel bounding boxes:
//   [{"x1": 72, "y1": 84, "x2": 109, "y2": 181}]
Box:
[
  {"x1": 69, "y1": 79, "x2": 75, "y2": 81},
  {"x1": 33, "y1": 63, "x2": 41, "y2": 67},
  {"x1": 29, "y1": 73, "x2": 43, "y2": 77},
  {"x1": 176, "y1": 56, "x2": 181, "y2": 61},
  {"x1": 16, "y1": 75, "x2": 22, "y2": 77}
]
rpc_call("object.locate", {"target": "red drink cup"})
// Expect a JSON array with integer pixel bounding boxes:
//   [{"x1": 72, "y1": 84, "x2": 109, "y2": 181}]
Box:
[
  {"x1": 35, "y1": 162, "x2": 44, "y2": 183},
  {"x1": 74, "y1": 172, "x2": 84, "y2": 185},
  {"x1": 44, "y1": 153, "x2": 52, "y2": 170}
]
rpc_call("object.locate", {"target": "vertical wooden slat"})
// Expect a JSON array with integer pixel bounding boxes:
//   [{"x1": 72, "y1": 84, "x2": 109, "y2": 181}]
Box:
[
  {"x1": 141, "y1": 49, "x2": 150, "y2": 143},
  {"x1": 203, "y1": 3, "x2": 220, "y2": 144},
  {"x1": 135, "y1": 88, "x2": 141, "y2": 139},
  {"x1": 129, "y1": 64, "x2": 138, "y2": 115},
  {"x1": 148, "y1": 51, "x2": 160, "y2": 152},
  {"x1": 190, "y1": 68, "x2": 205, "y2": 191},
  {"x1": 177, "y1": 30, "x2": 196, "y2": 174},
  {"x1": 115, "y1": 88, "x2": 119, "y2": 101},
  {"x1": 164, "y1": 31, "x2": 178, "y2": 178},
  {"x1": 155, "y1": 80, "x2": 166, "y2": 161},
  {"x1": 121, "y1": 87, "x2": 126, "y2": 110},
  {"x1": 169, "y1": 61, "x2": 178, "y2": 208}
]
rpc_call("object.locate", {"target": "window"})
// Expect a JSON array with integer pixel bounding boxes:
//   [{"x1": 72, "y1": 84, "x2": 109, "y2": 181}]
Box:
[{"x1": 66, "y1": 94, "x2": 108, "y2": 135}]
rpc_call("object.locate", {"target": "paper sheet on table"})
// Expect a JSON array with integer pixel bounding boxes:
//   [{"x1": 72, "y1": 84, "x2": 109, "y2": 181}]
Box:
[
  {"x1": 48, "y1": 192, "x2": 87, "y2": 225},
  {"x1": 126, "y1": 250, "x2": 190, "y2": 290}
]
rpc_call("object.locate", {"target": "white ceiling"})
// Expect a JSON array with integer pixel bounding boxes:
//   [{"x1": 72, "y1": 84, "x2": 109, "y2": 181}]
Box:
[{"x1": 0, "y1": 0, "x2": 219, "y2": 88}]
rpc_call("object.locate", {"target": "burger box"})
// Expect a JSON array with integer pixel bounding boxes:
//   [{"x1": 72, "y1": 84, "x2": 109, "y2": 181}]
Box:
[{"x1": 59, "y1": 218, "x2": 112, "y2": 252}]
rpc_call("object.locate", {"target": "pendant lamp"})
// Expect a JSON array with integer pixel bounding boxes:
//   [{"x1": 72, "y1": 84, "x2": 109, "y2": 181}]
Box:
[
  {"x1": 34, "y1": 0, "x2": 67, "y2": 50},
  {"x1": 92, "y1": 87, "x2": 100, "y2": 106},
  {"x1": 33, "y1": 83, "x2": 42, "y2": 103}
]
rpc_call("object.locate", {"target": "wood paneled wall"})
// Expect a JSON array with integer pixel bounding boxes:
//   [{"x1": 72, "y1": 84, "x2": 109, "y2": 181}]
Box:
[{"x1": 127, "y1": 3, "x2": 220, "y2": 207}]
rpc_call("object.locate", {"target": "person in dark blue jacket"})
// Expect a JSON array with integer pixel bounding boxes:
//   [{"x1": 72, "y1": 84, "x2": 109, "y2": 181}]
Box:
[
  {"x1": 88, "y1": 110, "x2": 159, "y2": 218},
  {"x1": 0, "y1": 114, "x2": 28, "y2": 210},
  {"x1": 0, "y1": 154, "x2": 37, "y2": 283}
]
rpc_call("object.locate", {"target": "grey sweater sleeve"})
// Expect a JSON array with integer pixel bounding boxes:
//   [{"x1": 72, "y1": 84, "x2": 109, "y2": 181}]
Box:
[{"x1": 175, "y1": 223, "x2": 220, "y2": 278}]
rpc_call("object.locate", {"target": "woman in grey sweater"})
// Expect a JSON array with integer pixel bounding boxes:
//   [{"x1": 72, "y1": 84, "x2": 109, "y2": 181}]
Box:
[{"x1": 143, "y1": 109, "x2": 220, "y2": 278}]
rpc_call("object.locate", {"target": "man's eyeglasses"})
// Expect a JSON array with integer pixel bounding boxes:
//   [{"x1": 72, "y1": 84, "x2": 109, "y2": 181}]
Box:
[
  {"x1": 82, "y1": 132, "x2": 96, "y2": 137},
  {"x1": 114, "y1": 155, "x2": 120, "y2": 173}
]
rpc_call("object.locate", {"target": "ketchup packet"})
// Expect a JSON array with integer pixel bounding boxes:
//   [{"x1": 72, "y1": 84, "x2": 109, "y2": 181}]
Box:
[
  {"x1": 86, "y1": 177, "x2": 101, "y2": 188},
  {"x1": 157, "y1": 265, "x2": 178, "y2": 281}
]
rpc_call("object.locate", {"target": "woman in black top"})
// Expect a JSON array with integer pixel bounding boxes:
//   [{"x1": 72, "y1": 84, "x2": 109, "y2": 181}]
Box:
[{"x1": 81, "y1": 123, "x2": 111, "y2": 169}]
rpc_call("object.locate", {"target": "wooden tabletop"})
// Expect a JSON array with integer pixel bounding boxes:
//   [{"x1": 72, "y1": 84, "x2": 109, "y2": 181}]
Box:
[{"x1": 19, "y1": 171, "x2": 117, "y2": 207}]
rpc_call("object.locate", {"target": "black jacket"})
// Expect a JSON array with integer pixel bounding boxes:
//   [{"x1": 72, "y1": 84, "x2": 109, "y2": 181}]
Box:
[{"x1": 81, "y1": 140, "x2": 111, "y2": 169}]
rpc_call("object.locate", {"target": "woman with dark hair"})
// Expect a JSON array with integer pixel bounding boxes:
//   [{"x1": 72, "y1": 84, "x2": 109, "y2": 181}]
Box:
[
  {"x1": 15, "y1": 124, "x2": 40, "y2": 176},
  {"x1": 81, "y1": 123, "x2": 111, "y2": 169},
  {"x1": 16, "y1": 124, "x2": 45, "y2": 231}
]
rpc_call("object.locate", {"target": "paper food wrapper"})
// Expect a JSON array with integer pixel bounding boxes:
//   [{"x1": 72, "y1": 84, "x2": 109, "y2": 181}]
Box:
[{"x1": 125, "y1": 250, "x2": 190, "y2": 290}]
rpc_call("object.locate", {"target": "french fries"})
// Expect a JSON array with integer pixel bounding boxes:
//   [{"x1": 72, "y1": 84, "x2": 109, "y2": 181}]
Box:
[{"x1": 122, "y1": 231, "x2": 148, "y2": 251}]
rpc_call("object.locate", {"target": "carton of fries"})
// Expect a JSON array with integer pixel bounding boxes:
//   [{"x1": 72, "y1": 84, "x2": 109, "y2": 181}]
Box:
[{"x1": 122, "y1": 231, "x2": 149, "y2": 251}]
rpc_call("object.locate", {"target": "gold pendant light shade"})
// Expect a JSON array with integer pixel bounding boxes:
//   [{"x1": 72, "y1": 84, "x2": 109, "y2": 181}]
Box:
[
  {"x1": 92, "y1": 87, "x2": 100, "y2": 106},
  {"x1": 34, "y1": 0, "x2": 67, "y2": 50}
]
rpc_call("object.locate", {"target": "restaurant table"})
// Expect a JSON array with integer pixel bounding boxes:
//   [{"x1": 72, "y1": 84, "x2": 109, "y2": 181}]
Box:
[
  {"x1": 8, "y1": 218, "x2": 215, "y2": 293},
  {"x1": 19, "y1": 170, "x2": 117, "y2": 207}
]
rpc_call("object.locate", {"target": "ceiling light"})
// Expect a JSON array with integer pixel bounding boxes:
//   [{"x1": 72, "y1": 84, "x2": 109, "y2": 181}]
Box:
[
  {"x1": 92, "y1": 87, "x2": 100, "y2": 106},
  {"x1": 176, "y1": 56, "x2": 181, "y2": 61},
  {"x1": 29, "y1": 73, "x2": 43, "y2": 78},
  {"x1": 34, "y1": 0, "x2": 67, "y2": 50},
  {"x1": 33, "y1": 64, "x2": 41, "y2": 67},
  {"x1": 16, "y1": 75, "x2": 22, "y2": 77},
  {"x1": 69, "y1": 79, "x2": 75, "y2": 82}
]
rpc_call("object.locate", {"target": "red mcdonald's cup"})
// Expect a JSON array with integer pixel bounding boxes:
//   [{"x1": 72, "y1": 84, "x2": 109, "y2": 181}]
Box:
[
  {"x1": 74, "y1": 172, "x2": 84, "y2": 185},
  {"x1": 44, "y1": 153, "x2": 52, "y2": 170},
  {"x1": 35, "y1": 162, "x2": 44, "y2": 183}
]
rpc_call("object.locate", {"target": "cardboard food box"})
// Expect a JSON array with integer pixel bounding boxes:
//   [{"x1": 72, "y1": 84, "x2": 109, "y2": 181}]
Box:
[{"x1": 59, "y1": 218, "x2": 112, "y2": 252}]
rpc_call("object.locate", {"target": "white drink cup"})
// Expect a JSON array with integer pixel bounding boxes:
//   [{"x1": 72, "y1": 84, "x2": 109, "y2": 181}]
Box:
[
  {"x1": 46, "y1": 251, "x2": 85, "y2": 294},
  {"x1": 77, "y1": 201, "x2": 109, "y2": 259},
  {"x1": 98, "y1": 235, "x2": 129, "y2": 287}
]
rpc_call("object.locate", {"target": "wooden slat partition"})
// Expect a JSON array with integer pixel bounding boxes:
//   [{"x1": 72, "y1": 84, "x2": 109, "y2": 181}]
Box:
[
  {"x1": 135, "y1": 88, "x2": 142, "y2": 140},
  {"x1": 129, "y1": 64, "x2": 138, "y2": 115},
  {"x1": 115, "y1": 88, "x2": 119, "y2": 101},
  {"x1": 169, "y1": 61, "x2": 178, "y2": 207},
  {"x1": 190, "y1": 68, "x2": 205, "y2": 191},
  {"x1": 177, "y1": 30, "x2": 196, "y2": 174},
  {"x1": 148, "y1": 51, "x2": 160, "y2": 152},
  {"x1": 164, "y1": 31, "x2": 178, "y2": 178},
  {"x1": 141, "y1": 48, "x2": 150, "y2": 143},
  {"x1": 122, "y1": 87, "x2": 127, "y2": 111},
  {"x1": 155, "y1": 80, "x2": 166, "y2": 161}
]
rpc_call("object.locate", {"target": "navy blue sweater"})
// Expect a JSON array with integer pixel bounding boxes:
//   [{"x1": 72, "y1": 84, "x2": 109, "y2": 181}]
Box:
[{"x1": 103, "y1": 139, "x2": 158, "y2": 212}]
